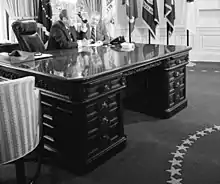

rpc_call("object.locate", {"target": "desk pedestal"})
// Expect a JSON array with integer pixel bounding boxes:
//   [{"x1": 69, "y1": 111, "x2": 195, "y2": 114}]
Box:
[{"x1": 123, "y1": 51, "x2": 188, "y2": 119}]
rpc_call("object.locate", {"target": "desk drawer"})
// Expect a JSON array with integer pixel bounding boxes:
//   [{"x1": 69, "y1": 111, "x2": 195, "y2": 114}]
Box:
[
  {"x1": 43, "y1": 135, "x2": 56, "y2": 150},
  {"x1": 165, "y1": 55, "x2": 188, "y2": 69},
  {"x1": 42, "y1": 102, "x2": 53, "y2": 116},
  {"x1": 87, "y1": 117, "x2": 120, "y2": 158},
  {"x1": 167, "y1": 67, "x2": 185, "y2": 82},
  {"x1": 168, "y1": 88, "x2": 185, "y2": 107},
  {"x1": 86, "y1": 93, "x2": 119, "y2": 122},
  {"x1": 43, "y1": 122, "x2": 55, "y2": 138},
  {"x1": 168, "y1": 76, "x2": 185, "y2": 93},
  {"x1": 41, "y1": 93, "x2": 73, "y2": 113},
  {"x1": 83, "y1": 75, "x2": 126, "y2": 99},
  {"x1": 87, "y1": 109, "x2": 120, "y2": 136}
]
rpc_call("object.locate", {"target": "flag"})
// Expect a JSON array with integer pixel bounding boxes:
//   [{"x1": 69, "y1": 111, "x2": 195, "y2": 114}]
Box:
[
  {"x1": 164, "y1": 0, "x2": 175, "y2": 36},
  {"x1": 122, "y1": 0, "x2": 138, "y2": 33},
  {"x1": 142, "y1": 0, "x2": 159, "y2": 38},
  {"x1": 102, "y1": 0, "x2": 116, "y2": 39},
  {"x1": 185, "y1": 0, "x2": 198, "y2": 34},
  {"x1": 37, "y1": 0, "x2": 52, "y2": 43}
]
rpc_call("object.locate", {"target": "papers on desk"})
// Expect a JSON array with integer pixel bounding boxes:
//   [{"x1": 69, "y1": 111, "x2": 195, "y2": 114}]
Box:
[
  {"x1": 34, "y1": 53, "x2": 53, "y2": 60},
  {"x1": 0, "y1": 51, "x2": 53, "y2": 64},
  {"x1": 0, "y1": 51, "x2": 35, "y2": 64},
  {"x1": 0, "y1": 52, "x2": 14, "y2": 64},
  {"x1": 120, "y1": 42, "x2": 135, "y2": 52},
  {"x1": 87, "y1": 41, "x2": 103, "y2": 47},
  {"x1": 78, "y1": 41, "x2": 104, "y2": 53},
  {"x1": 11, "y1": 52, "x2": 35, "y2": 64}
]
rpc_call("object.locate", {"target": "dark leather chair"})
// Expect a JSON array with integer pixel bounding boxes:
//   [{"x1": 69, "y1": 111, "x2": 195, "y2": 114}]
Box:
[{"x1": 12, "y1": 20, "x2": 45, "y2": 52}]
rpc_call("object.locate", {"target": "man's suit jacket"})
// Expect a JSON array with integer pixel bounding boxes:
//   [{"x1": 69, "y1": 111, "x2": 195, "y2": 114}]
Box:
[
  {"x1": 47, "y1": 20, "x2": 80, "y2": 50},
  {"x1": 82, "y1": 22, "x2": 110, "y2": 44}
]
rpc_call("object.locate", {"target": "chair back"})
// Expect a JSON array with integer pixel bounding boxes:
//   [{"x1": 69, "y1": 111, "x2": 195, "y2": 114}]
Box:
[
  {"x1": 0, "y1": 76, "x2": 41, "y2": 165},
  {"x1": 12, "y1": 20, "x2": 45, "y2": 53}
]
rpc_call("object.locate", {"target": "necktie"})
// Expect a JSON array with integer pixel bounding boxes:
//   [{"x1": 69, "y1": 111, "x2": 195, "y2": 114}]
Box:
[
  {"x1": 67, "y1": 28, "x2": 73, "y2": 41},
  {"x1": 91, "y1": 26, "x2": 96, "y2": 42}
]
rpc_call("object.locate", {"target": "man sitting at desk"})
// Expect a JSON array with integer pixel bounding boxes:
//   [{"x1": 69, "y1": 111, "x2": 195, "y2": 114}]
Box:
[
  {"x1": 80, "y1": 11, "x2": 110, "y2": 45},
  {"x1": 47, "y1": 9, "x2": 89, "y2": 50}
]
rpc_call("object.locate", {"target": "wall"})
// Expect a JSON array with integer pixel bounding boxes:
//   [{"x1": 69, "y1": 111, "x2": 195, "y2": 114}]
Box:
[
  {"x1": 114, "y1": 0, "x2": 186, "y2": 44},
  {"x1": 190, "y1": 0, "x2": 220, "y2": 62},
  {"x1": 114, "y1": 0, "x2": 220, "y2": 62}
]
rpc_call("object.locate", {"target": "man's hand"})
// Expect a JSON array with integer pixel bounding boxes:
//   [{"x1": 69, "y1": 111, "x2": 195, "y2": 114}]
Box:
[
  {"x1": 80, "y1": 23, "x2": 88, "y2": 32},
  {"x1": 78, "y1": 39, "x2": 92, "y2": 47},
  {"x1": 88, "y1": 39, "x2": 93, "y2": 44}
]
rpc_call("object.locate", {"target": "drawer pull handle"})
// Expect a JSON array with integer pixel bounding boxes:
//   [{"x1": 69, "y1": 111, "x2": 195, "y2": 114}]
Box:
[
  {"x1": 101, "y1": 135, "x2": 110, "y2": 140},
  {"x1": 121, "y1": 76, "x2": 126, "y2": 86},
  {"x1": 101, "y1": 101, "x2": 108, "y2": 109},
  {"x1": 99, "y1": 117, "x2": 110, "y2": 133},
  {"x1": 104, "y1": 84, "x2": 110, "y2": 91},
  {"x1": 101, "y1": 117, "x2": 109, "y2": 124},
  {"x1": 175, "y1": 60, "x2": 181, "y2": 65},
  {"x1": 175, "y1": 82, "x2": 180, "y2": 88},
  {"x1": 176, "y1": 94, "x2": 180, "y2": 100},
  {"x1": 100, "y1": 135, "x2": 110, "y2": 146},
  {"x1": 174, "y1": 71, "x2": 180, "y2": 77}
]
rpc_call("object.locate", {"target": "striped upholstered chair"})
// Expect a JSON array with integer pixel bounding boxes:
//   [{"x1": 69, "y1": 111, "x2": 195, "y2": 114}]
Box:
[{"x1": 0, "y1": 76, "x2": 42, "y2": 184}]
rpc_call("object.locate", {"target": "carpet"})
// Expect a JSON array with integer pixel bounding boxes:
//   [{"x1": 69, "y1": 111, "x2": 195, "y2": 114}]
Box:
[{"x1": 1, "y1": 63, "x2": 220, "y2": 184}]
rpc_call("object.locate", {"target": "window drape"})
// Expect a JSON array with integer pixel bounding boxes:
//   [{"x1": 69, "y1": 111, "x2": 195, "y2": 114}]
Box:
[
  {"x1": 0, "y1": 1, "x2": 8, "y2": 42},
  {"x1": 34, "y1": 0, "x2": 40, "y2": 17},
  {"x1": 82, "y1": 0, "x2": 102, "y2": 16},
  {"x1": 5, "y1": 0, "x2": 35, "y2": 18},
  {"x1": 4, "y1": 0, "x2": 35, "y2": 42}
]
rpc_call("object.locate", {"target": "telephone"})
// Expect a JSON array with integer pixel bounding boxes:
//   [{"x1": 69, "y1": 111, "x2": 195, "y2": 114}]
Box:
[
  {"x1": 8, "y1": 50, "x2": 21, "y2": 57},
  {"x1": 110, "y1": 36, "x2": 126, "y2": 45},
  {"x1": 77, "y1": 11, "x2": 88, "y2": 24}
]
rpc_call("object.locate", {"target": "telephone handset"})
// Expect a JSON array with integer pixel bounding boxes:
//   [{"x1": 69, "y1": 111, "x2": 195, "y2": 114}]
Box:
[
  {"x1": 110, "y1": 36, "x2": 126, "y2": 45},
  {"x1": 77, "y1": 11, "x2": 88, "y2": 24}
]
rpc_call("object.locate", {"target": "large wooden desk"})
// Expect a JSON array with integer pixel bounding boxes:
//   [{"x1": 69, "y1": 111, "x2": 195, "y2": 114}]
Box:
[{"x1": 0, "y1": 43, "x2": 191, "y2": 173}]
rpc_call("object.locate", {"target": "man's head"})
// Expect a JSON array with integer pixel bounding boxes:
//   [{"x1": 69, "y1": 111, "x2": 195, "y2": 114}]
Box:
[
  {"x1": 90, "y1": 11, "x2": 101, "y2": 27},
  {"x1": 59, "y1": 9, "x2": 70, "y2": 27}
]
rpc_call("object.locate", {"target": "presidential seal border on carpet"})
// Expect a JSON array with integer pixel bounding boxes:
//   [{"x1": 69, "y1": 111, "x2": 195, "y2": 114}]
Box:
[{"x1": 166, "y1": 125, "x2": 220, "y2": 184}]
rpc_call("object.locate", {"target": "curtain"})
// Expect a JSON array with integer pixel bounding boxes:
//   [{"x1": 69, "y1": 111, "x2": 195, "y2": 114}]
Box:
[
  {"x1": 5, "y1": 0, "x2": 35, "y2": 18},
  {"x1": 4, "y1": 0, "x2": 35, "y2": 42},
  {"x1": 0, "y1": 1, "x2": 8, "y2": 42},
  {"x1": 82, "y1": 0, "x2": 102, "y2": 16},
  {"x1": 34, "y1": 0, "x2": 40, "y2": 17}
]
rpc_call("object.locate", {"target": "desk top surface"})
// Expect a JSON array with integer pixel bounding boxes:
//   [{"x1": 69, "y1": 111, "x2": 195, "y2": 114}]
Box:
[{"x1": 0, "y1": 43, "x2": 191, "y2": 81}]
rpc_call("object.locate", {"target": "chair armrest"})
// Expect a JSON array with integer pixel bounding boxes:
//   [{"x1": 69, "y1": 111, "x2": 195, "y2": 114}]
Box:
[{"x1": 0, "y1": 77, "x2": 10, "y2": 82}]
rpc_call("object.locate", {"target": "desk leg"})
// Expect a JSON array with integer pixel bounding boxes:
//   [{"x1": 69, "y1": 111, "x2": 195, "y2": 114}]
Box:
[{"x1": 15, "y1": 159, "x2": 26, "y2": 184}]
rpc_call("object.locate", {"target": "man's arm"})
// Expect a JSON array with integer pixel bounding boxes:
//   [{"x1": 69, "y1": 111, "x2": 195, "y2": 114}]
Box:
[
  {"x1": 77, "y1": 23, "x2": 89, "y2": 40},
  {"x1": 51, "y1": 26, "x2": 78, "y2": 49}
]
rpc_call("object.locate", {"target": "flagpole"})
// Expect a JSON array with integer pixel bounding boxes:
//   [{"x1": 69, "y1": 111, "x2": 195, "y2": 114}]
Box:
[
  {"x1": 186, "y1": 29, "x2": 189, "y2": 46},
  {"x1": 166, "y1": 23, "x2": 169, "y2": 45},
  {"x1": 128, "y1": 0, "x2": 131, "y2": 43},
  {"x1": 129, "y1": 21, "x2": 131, "y2": 43},
  {"x1": 148, "y1": 30, "x2": 151, "y2": 44}
]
